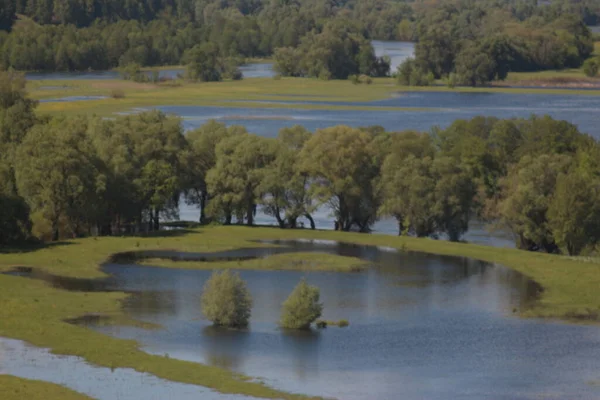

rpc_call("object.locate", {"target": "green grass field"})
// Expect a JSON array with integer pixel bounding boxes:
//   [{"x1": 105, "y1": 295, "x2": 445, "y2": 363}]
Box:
[
  {"x1": 0, "y1": 376, "x2": 91, "y2": 400},
  {"x1": 1, "y1": 226, "x2": 599, "y2": 397}
]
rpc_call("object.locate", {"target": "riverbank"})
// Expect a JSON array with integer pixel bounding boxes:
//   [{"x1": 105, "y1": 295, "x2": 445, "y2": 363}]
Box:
[
  {"x1": 27, "y1": 77, "x2": 600, "y2": 117},
  {"x1": 1, "y1": 226, "x2": 599, "y2": 398}
]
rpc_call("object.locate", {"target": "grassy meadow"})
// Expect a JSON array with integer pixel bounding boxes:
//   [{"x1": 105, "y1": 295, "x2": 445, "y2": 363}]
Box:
[{"x1": 0, "y1": 376, "x2": 92, "y2": 400}]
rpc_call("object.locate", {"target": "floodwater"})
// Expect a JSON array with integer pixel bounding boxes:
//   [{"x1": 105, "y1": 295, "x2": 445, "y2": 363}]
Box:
[
  {"x1": 169, "y1": 92, "x2": 600, "y2": 137},
  {"x1": 9, "y1": 240, "x2": 600, "y2": 400},
  {"x1": 170, "y1": 90, "x2": 600, "y2": 247},
  {"x1": 0, "y1": 337, "x2": 257, "y2": 400}
]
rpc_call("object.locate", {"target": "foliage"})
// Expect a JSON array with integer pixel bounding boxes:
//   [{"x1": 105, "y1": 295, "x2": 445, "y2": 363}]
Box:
[
  {"x1": 583, "y1": 57, "x2": 600, "y2": 77},
  {"x1": 299, "y1": 125, "x2": 382, "y2": 232},
  {"x1": 0, "y1": 194, "x2": 31, "y2": 244},
  {"x1": 272, "y1": 18, "x2": 390, "y2": 80},
  {"x1": 280, "y1": 278, "x2": 323, "y2": 330},
  {"x1": 200, "y1": 270, "x2": 252, "y2": 328},
  {"x1": 411, "y1": 1, "x2": 595, "y2": 86},
  {"x1": 396, "y1": 58, "x2": 433, "y2": 86}
]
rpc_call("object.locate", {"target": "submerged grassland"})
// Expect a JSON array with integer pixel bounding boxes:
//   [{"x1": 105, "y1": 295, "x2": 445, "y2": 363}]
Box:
[
  {"x1": 1, "y1": 226, "x2": 600, "y2": 398},
  {"x1": 27, "y1": 76, "x2": 600, "y2": 117}
]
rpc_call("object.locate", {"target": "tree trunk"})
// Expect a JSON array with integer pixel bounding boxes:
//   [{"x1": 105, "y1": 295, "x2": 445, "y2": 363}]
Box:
[
  {"x1": 199, "y1": 192, "x2": 207, "y2": 224},
  {"x1": 51, "y1": 218, "x2": 59, "y2": 241},
  {"x1": 153, "y1": 208, "x2": 160, "y2": 231},
  {"x1": 224, "y1": 212, "x2": 232, "y2": 225},
  {"x1": 274, "y1": 206, "x2": 285, "y2": 228},
  {"x1": 305, "y1": 213, "x2": 316, "y2": 230},
  {"x1": 246, "y1": 202, "x2": 254, "y2": 226}
]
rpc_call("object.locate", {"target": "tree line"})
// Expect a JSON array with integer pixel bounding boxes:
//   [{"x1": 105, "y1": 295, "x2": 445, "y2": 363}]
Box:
[
  {"x1": 0, "y1": 0, "x2": 596, "y2": 83},
  {"x1": 398, "y1": 0, "x2": 595, "y2": 87},
  {"x1": 1, "y1": 71, "x2": 600, "y2": 255}
]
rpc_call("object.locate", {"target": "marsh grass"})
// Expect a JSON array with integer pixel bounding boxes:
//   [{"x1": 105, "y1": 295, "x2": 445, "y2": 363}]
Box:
[
  {"x1": 0, "y1": 376, "x2": 92, "y2": 400},
  {"x1": 28, "y1": 77, "x2": 600, "y2": 117},
  {"x1": 138, "y1": 252, "x2": 368, "y2": 272}
]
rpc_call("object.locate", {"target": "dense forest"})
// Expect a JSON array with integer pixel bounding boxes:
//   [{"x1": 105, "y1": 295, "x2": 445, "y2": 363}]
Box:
[
  {"x1": 0, "y1": 0, "x2": 597, "y2": 82},
  {"x1": 1, "y1": 71, "x2": 600, "y2": 255}
]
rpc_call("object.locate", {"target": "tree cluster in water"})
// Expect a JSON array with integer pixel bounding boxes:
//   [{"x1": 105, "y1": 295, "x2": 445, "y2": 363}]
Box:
[
  {"x1": 0, "y1": 0, "x2": 598, "y2": 83},
  {"x1": 1, "y1": 71, "x2": 600, "y2": 256}
]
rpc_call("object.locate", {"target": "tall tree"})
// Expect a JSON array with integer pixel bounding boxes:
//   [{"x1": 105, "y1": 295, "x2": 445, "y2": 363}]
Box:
[{"x1": 300, "y1": 125, "x2": 380, "y2": 232}]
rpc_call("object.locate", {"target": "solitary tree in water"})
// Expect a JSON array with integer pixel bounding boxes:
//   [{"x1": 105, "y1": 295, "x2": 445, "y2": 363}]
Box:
[
  {"x1": 201, "y1": 270, "x2": 252, "y2": 328},
  {"x1": 280, "y1": 279, "x2": 323, "y2": 330}
]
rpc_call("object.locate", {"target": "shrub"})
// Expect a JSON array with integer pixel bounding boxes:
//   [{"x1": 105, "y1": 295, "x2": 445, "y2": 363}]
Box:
[
  {"x1": 359, "y1": 74, "x2": 372, "y2": 84},
  {"x1": 200, "y1": 270, "x2": 252, "y2": 328},
  {"x1": 583, "y1": 58, "x2": 599, "y2": 78},
  {"x1": 316, "y1": 320, "x2": 327, "y2": 329},
  {"x1": 110, "y1": 89, "x2": 125, "y2": 99},
  {"x1": 350, "y1": 74, "x2": 360, "y2": 84},
  {"x1": 280, "y1": 278, "x2": 323, "y2": 329}
]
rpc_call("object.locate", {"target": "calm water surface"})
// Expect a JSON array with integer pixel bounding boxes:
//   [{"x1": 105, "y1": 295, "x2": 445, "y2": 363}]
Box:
[{"x1": 34, "y1": 240, "x2": 598, "y2": 400}]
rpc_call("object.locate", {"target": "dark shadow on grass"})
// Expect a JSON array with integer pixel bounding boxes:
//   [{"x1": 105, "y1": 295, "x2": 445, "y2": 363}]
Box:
[
  {"x1": 124, "y1": 228, "x2": 198, "y2": 239},
  {"x1": 0, "y1": 240, "x2": 74, "y2": 254},
  {"x1": 2, "y1": 266, "x2": 115, "y2": 292}
]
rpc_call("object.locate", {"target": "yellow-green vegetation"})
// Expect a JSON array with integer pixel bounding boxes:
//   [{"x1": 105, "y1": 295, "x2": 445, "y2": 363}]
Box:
[
  {"x1": 0, "y1": 376, "x2": 92, "y2": 400},
  {"x1": 140, "y1": 252, "x2": 368, "y2": 272},
  {"x1": 1, "y1": 226, "x2": 600, "y2": 398},
  {"x1": 28, "y1": 76, "x2": 600, "y2": 117}
]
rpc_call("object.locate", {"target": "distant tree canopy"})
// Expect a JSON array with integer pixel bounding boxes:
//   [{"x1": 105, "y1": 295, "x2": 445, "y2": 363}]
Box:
[
  {"x1": 0, "y1": 0, "x2": 595, "y2": 80},
  {"x1": 273, "y1": 18, "x2": 391, "y2": 79},
  {"x1": 398, "y1": 0, "x2": 596, "y2": 86},
  {"x1": 3, "y1": 70, "x2": 600, "y2": 256}
]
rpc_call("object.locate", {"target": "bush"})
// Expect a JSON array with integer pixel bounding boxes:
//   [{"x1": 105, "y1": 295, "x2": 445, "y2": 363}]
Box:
[
  {"x1": 280, "y1": 278, "x2": 323, "y2": 329},
  {"x1": 583, "y1": 58, "x2": 599, "y2": 77},
  {"x1": 359, "y1": 74, "x2": 373, "y2": 84},
  {"x1": 110, "y1": 89, "x2": 125, "y2": 99},
  {"x1": 350, "y1": 74, "x2": 360, "y2": 84},
  {"x1": 200, "y1": 270, "x2": 252, "y2": 328}
]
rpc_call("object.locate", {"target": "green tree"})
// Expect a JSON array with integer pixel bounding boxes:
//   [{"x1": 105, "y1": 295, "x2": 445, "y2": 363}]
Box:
[
  {"x1": 206, "y1": 133, "x2": 278, "y2": 225},
  {"x1": 15, "y1": 116, "x2": 102, "y2": 240},
  {"x1": 0, "y1": 194, "x2": 31, "y2": 245},
  {"x1": 547, "y1": 171, "x2": 600, "y2": 255},
  {"x1": 201, "y1": 270, "x2": 252, "y2": 328},
  {"x1": 0, "y1": 0, "x2": 16, "y2": 31},
  {"x1": 259, "y1": 126, "x2": 316, "y2": 229},
  {"x1": 583, "y1": 57, "x2": 599, "y2": 77},
  {"x1": 431, "y1": 157, "x2": 475, "y2": 242},
  {"x1": 280, "y1": 278, "x2": 323, "y2": 330},
  {"x1": 183, "y1": 121, "x2": 242, "y2": 224},
  {"x1": 396, "y1": 58, "x2": 432, "y2": 86},
  {"x1": 498, "y1": 154, "x2": 572, "y2": 252},
  {"x1": 380, "y1": 155, "x2": 436, "y2": 237},
  {"x1": 300, "y1": 125, "x2": 380, "y2": 232},
  {"x1": 454, "y1": 41, "x2": 497, "y2": 87}
]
